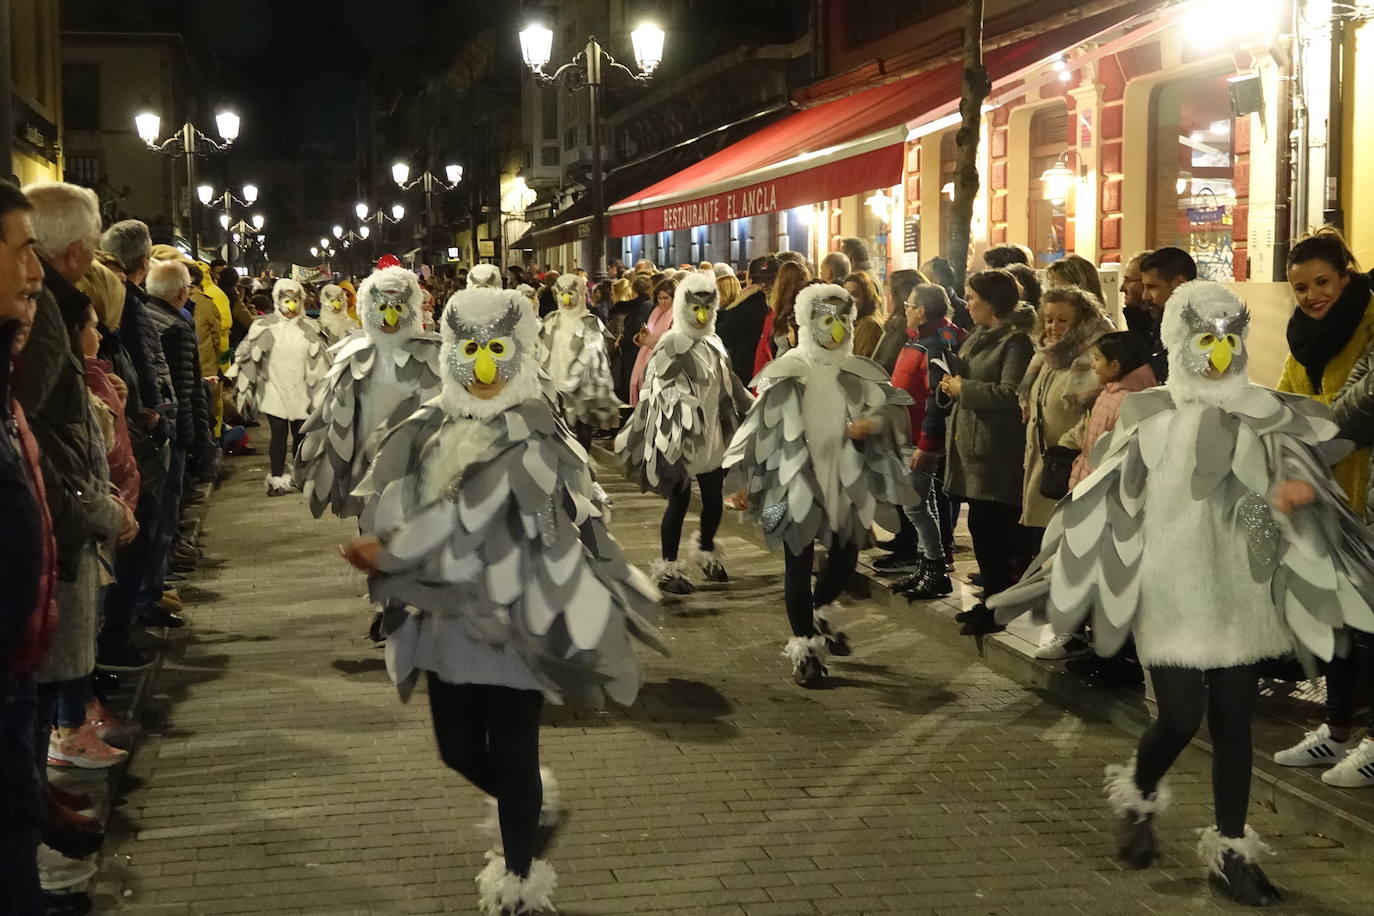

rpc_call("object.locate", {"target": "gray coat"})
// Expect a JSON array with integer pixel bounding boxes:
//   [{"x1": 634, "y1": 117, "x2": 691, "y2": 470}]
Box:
[
  {"x1": 1333, "y1": 341, "x2": 1374, "y2": 517},
  {"x1": 943, "y1": 303, "x2": 1036, "y2": 506}
]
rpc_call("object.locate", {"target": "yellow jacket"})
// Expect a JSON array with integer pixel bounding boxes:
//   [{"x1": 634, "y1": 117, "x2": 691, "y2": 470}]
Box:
[
  {"x1": 198, "y1": 264, "x2": 232, "y2": 367},
  {"x1": 1276, "y1": 297, "x2": 1374, "y2": 514}
]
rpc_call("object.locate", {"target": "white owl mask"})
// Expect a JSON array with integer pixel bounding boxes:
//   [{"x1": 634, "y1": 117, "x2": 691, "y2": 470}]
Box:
[
  {"x1": 357, "y1": 266, "x2": 422, "y2": 344},
  {"x1": 1162, "y1": 280, "x2": 1251, "y2": 404},
  {"x1": 467, "y1": 263, "x2": 502, "y2": 289},
  {"x1": 438, "y1": 287, "x2": 542, "y2": 419},
  {"x1": 672, "y1": 273, "x2": 719, "y2": 339},
  {"x1": 553, "y1": 274, "x2": 589, "y2": 317},
  {"x1": 795, "y1": 283, "x2": 856, "y2": 366},
  {"x1": 321, "y1": 284, "x2": 346, "y2": 313},
  {"x1": 273, "y1": 278, "x2": 305, "y2": 319}
]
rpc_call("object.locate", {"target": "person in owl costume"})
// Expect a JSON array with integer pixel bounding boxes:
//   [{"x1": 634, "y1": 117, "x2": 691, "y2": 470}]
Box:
[
  {"x1": 615, "y1": 273, "x2": 754, "y2": 594},
  {"x1": 468, "y1": 262, "x2": 503, "y2": 289},
  {"x1": 989, "y1": 281, "x2": 1374, "y2": 906},
  {"x1": 317, "y1": 282, "x2": 359, "y2": 344},
  {"x1": 724, "y1": 283, "x2": 916, "y2": 686},
  {"x1": 342, "y1": 284, "x2": 664, "y2": 916},
  {"x1": 229, "y1": 278, "x2": 331, "y2": 495},
  {"x1": 294, "y1": 266, "x2": 442, "y2": 519},
  {"x1": 540, "y1": 273, "x2": 621, "y2": 448}
]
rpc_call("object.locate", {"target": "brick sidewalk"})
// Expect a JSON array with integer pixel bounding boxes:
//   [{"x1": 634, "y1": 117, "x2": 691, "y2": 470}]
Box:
[{"x1": 91, "y1": 453, "x2": 1374, "y2": 915}]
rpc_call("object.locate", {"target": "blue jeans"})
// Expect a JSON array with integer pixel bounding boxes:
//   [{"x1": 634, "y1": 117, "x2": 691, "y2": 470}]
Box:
[
  {"x1": 902, "y1": 461, "x2": 946, "y2": 562},
  {"x1": 0, "y1": 674, "x2": 42, "y2": 914},
  {"x1": 54, "y1": 675, "x2": 90, "y2": 730},
  {"x1": 141, "y1": 445, "x2": 186, "y2": 607},
  {"x1": 102, "y1": 520, "x2": 155, "y2": 655}
]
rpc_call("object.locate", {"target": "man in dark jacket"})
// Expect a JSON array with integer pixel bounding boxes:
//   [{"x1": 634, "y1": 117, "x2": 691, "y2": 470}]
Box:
[
  {"x1": 0, "y1": 178, "x2": 55, "y2": 916},
  {"x1": 1138, "y1": 246, "x2": 1198, "y2": 383},
  {"x1": 100, "y1": 221, "x2": 171, "y2": 422},
  {"x1": 141, "y1": 259, "x2": 210, "y2": 629}
]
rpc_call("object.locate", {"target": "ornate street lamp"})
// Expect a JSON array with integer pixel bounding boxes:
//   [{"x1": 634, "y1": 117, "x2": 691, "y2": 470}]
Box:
[
  {"x1": 134, "y1": 108, "x2": 242, "y2": 256},
  {"x1": 519, "y1": 21, "x2": 664, "y2": 275},
  {"x1": 391, "y1": 161, "x2": 463, "y2": 267}
]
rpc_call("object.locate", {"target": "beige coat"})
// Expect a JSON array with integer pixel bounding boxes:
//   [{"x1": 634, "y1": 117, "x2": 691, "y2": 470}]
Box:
[{"x1": 1019, "y1": 317, "x2": 1111, "y2": 527}]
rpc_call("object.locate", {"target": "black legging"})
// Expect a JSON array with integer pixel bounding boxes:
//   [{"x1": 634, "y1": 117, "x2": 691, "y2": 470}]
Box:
[
  {"x1": 427, "y1": 675, "x2": 544, "y2": 877},
  {"x1": 1325, "y1": 628, "x2": 1374, "y2": 732},
  {"x1": 783, "y1": 541, "x2": 860, "y2": 637},
  {"x1": 660, "y1": 468, "x2": 725, "y2": 561},
  {"x1": 1134, "y1": 664, "x2": 1258, "y2": 838},
  {"x1": 266, "y1": 414, "x2": 304, "y2": 477}
]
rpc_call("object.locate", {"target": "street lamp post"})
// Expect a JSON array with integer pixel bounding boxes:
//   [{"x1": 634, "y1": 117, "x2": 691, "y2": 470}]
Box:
[
  {"x1": 222, "y1": 212, "x2": 265, "y2": 271},
  {"x1": 199, "y1": 183, "x2": 259, "y2": 262},
  {"x1": 519, "y1": 22, "x2": 664, "y2": 277},
  {"x1": 135, "y1": 109, "x2": 241, "y2": 257},
  {"x1": 391, "y1": 163, "x2": 461, "y2": 269}
]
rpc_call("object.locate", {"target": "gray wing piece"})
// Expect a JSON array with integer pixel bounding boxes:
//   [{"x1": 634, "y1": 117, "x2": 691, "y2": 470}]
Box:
[
  {"x1": 558, "y1": 316, "x2": 623, "y2": 429},
  {"x1": 615, "y1": 337, "x2": 706, "y2": 496},
  {"x1": 295, "y1": 337, "x2": 369, "y2": 518},
  {"x1": 362, "y1": 399, "x2": 664, "y2": 707},
  {"x1": 225, "y1": 318, "x2": 276, "y2": 416}
]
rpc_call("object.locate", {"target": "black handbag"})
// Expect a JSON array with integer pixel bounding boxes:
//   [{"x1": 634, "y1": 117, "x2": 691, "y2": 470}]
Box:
[{"x1": 1034, "y1": 374, "x2": 1080, "y2": 501}]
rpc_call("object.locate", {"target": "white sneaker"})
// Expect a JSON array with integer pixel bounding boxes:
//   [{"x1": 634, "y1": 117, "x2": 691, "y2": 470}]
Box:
[
  {"x1": 1321, "y1": 737, "x2": 1374, "y2": 788},
  {"x1": 1034, "y1": 631, "x2": 1088, "y2": 660},
  {"x1": 37, "y1": 843, "x2": 97, "y2": 890},
  {"x1": 1273, "y1": 724, "x2": 1359, "y2": 767}
]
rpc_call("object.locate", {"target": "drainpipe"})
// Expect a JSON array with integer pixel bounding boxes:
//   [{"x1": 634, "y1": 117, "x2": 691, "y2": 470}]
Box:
[
  {"x1": 1293, "y1": 4, "x2": 1310, "y2": 242},
  {"x1": 1323, "y1": 16, "x2": 1345, "y2": 229},
  {"x1": 1271, "y1": 0, "x2": 1295, "y2": 280}
]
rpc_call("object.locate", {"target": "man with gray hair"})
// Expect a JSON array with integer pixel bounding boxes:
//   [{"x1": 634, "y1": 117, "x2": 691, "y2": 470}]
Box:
[
  {"x1": 101, "y1": 219, "x2": 173, "y2": 432},
  {"x1": 142, "y1": 258, "x2": 210, "y2": 630}
]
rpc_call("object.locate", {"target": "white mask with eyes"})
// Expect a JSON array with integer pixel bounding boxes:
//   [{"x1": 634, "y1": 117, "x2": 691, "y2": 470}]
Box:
[
  {"x1": 794, "y1": 283, "x2": 857, "y2": 366},
  {"x1": 437, "y1": 287, "x2": 543, "y2": 419}
]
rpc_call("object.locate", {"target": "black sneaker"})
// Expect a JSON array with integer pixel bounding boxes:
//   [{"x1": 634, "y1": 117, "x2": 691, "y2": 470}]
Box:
[
  {"x1": 700, "y1": 558, "x2": 729, "y2": 582},
  {"x1": 1116, "y1": 813, "x2": 1158, "y2": 869},
  {"x1": 96, "y1": 644, "x2": 153, "y2": 672},
  {"x1": 958, "y1": 603, "x2": 1004, "y2": 636},
  {"x1": 657, "y1": 574, "x2": 695, "y2": 595},
  {"x1": 873, "y1": 550, "x2": 920, "y2": 571},
  {"x1": 138, "y1": 608, "x2": 185, "y2": 629}
]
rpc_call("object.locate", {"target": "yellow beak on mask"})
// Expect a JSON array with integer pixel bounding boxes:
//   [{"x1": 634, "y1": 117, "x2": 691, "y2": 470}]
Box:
[
  {"x1": 1208, "y1": 337, "x2": 1233, "y2": 373},
  {"x1": 693, "y1": 306, "x2": 711, "y2": 326},
  {"x1": 282, "y1": 299, "x2": 299, "y2": 314},
  {"x1": 474, "y1": 349, "x2": 498, "y2": 384},
  {"x1": 830, "y1": 322, "x2": 847, "y2": 344},
  {"x1": 382, "y1": 305, "x2": 402, "y2": 327}
]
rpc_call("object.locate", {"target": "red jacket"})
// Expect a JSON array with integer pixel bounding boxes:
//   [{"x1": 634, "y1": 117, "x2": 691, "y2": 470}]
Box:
[
  {"x1": 890, "y1": 318, "x2": 966, "y2": 452},
  {"x1": 10, "y1": 402, "x2": 57, "y2": 676},
  {"x1": 753, "y1": 311, "x2": 775, "y2": 380},
  {"x1": 85, "y1": 357, "x2": 140, "y2": 507}
]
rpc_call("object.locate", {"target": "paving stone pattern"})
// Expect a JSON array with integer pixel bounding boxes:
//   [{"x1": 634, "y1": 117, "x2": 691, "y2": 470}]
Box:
[{"x1": 92, "y1": 454, "x2": 1374, "y2": 915}]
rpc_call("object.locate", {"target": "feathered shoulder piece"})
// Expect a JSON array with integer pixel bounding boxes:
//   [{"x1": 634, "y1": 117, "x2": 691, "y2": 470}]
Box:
[
  {"x1": 723, "y1": 349, "x2": 914, "y2": 552},
  {"x1": 990, "y1": 383, "x2": 1374, "y2": 666},
  {"x1": 358, "y1": 398, "x2": 665, "y2": 707},
  {"x1": 540, "y1": 312, "x2": 622, "y2": 429},
  {"x1": 293, "y1": 332, "x2": 442, "y2": 518},
  {"x1": 614, "y1": 327, "x2": 753, "y2": 496}
]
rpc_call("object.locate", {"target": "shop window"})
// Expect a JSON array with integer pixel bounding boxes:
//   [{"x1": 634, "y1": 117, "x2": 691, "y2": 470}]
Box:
[
  {"x1": 1029, "y1": 103, "x2": 1069, "y2": 265},
  {"x1": 1148, "y1": 72, "x2": 1237, "y2": 281},
  {"x1": 938, "y1": 131, "x2": 957, "y2": 259},
  {"x1": 783, "y1": 207, "x2": 812, "y2": 262}
]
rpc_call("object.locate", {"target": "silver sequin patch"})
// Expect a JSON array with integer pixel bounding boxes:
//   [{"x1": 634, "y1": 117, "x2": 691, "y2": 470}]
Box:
[
  {"x1": 761, "y1": 501, "x2": 787, "y2": 533},
  {"x1": 1236, "y1": 492, "x2": 1279, "y2": 568}
]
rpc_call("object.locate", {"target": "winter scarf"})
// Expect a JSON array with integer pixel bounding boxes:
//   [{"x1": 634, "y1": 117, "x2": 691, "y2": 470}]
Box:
[{"x1": 1288, "y1": 271, "x2": 1373, "y2": 393}]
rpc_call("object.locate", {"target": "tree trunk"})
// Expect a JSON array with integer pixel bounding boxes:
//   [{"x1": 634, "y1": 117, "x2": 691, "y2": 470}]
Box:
[{"x1": 948, "y1": 0, "x2": 991, "y2": 290}]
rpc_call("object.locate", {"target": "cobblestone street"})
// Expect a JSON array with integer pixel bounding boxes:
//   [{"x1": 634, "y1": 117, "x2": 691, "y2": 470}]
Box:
[{"x1": 89, "y1": 453, "x2": 1374, "y2": 916}]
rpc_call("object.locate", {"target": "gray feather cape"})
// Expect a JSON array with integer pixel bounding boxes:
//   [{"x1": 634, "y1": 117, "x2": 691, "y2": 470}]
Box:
[
  {"x1": 724, "y1": 351, "x2": 917, "y2": 552},
  {"x1": 226, "y1": 313, "x2": 331, "y2": 416},
  {"x1": 294, "y1": 332, "x2": 443, "y2": 518},
  {"x1": 989, "y1": 385, "x2": 1374, "y2": 666},
  {"x1": 539, "y1": 312, "x2": 622, "y2": 429},
  {"x1": 358, "y1": 398, "x2": 665, "y2": 706},
  {"x1": 615, "y1": 331, "x2": 753, "y2": 496}
]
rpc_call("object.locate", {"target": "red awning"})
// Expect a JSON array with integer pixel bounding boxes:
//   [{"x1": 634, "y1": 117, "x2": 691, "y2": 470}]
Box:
[{"x1": 609, "y1": 6, "x2": 1149, "y2": 238}]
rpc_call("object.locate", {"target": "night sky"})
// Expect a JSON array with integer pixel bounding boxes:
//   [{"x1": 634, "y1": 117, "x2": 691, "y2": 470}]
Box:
[{"x1": 62, "y1": 0, "x2": 503, "y2": 159}]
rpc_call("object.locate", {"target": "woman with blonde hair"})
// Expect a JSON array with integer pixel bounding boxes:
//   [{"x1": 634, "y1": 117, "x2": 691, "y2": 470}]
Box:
[
  {"x1": 1045, "y1": 254, "x2": 1107, "y2": 309},
  {"x1": 715, "y1": 271, "x2": 741, "y2": 309},
  {"x1": 842, "y1": 270, "x2": 885, "y2": 359}
]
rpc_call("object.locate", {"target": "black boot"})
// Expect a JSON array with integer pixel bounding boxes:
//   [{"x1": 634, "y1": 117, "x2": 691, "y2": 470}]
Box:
[
  {"x1": 1116, "y1": 812, "x2": 1158, "y2": 869},
  {"x1": 891, "y1": 557, "x2": 932, "y2": 593},
  {"x1": 901, "y1": 557, "x2": 953, "y2": 600},
  {"x1": 958, "y1": 603, "x2": 1004, "y2": 635},
  {"x1": 1199, "y1": 827, "x2": 1282, "y2": 907}
]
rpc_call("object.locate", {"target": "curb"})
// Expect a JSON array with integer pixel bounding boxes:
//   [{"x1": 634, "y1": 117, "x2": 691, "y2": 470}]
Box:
[{"x1": 589, "y1": 441, "x2": 1374, "y2": 857}]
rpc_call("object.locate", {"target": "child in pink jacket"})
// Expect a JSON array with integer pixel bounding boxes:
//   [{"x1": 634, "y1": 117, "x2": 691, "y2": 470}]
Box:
[{"x1": 1062, "y1": 331, "x2": 1157, "y2": 489}]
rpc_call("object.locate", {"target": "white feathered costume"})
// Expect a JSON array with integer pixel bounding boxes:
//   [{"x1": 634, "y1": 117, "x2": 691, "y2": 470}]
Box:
[
  {"x1": 723, "y1": 283, "x2": 916, "y2": 554},
  {"x1": 317, "y1": 283, "x2": 358, "y2": 344},
  {"x1": 539, "y1": 273, "x2": 621, "y2": 430},
  {"x1": 228, "y1": 278, "x2": 330, "y2": 420},
  {"x1": 614, "y1": 273, "x2": 753, "y2": 496},
  {"x1": 294, "y1": 266, "x2": 442, "y2": 518}
]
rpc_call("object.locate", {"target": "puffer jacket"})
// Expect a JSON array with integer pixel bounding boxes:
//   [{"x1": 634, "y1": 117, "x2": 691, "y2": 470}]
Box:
[
  {"x1": 1062, "y1": 362, "x2": 1157, "y2": 489},
  {"x1": 942, "y1": 303, "x2": 1036, "y2": 506},
  {"x1": 121, "y1": 280, "x2": 174, "y2": 416},
  {"x1": 146, "y1": 296, "x2": 210, "y2": 451}
]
